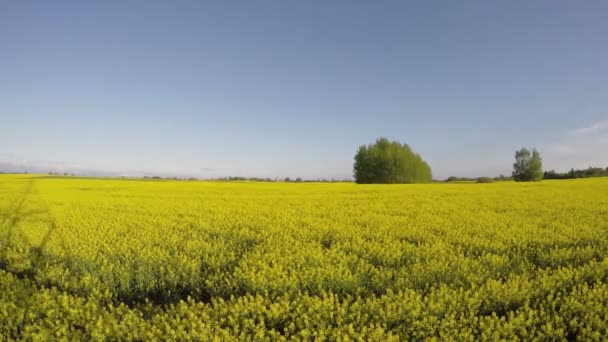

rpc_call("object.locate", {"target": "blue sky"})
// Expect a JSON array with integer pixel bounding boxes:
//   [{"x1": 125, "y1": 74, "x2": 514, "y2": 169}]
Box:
[{"x1": 1, "y1": 1, "x2": 607, "y2": 179}]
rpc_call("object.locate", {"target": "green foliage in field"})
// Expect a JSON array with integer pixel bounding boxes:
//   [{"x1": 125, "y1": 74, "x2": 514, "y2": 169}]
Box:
[
  {"x1": 513, "y1": 147, "x2": 543, "y2": 182},
  {"x1": 1, "y1": 175, "x2": 608, "y2": 340},
  {"x1": 353, "y1": 137, "x2": 432, "y2": 183}
]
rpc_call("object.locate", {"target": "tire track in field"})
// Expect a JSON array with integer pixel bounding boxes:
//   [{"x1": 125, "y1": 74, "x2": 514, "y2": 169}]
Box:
[
  {"x1": 0, "y1": 178, "x2": 38, "y2": 337},
  {"x1": 30, "y1": 183, "x2": 73, "y2": 263},
  {"x1": 0, "y1": 177, "x2": 70, "y2": 274},
  {"x1": 0, "y1": 177, "x2": 75, "y2": 337},
  {"x1": 0, "y1": 179, "x2": 35, "y2": 265}
]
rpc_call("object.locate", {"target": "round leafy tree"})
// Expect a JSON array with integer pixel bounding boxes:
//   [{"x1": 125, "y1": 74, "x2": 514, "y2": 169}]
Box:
[
  {"x1": 512, "y1": 147, "x2": 543, "y2": 182},
  {"x1": 353, "y1": 137, "x2": 432, "y2": 184}
]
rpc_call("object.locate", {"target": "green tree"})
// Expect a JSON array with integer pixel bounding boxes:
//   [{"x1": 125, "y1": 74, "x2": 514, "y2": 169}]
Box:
[
  {"x1": 353, "y1": 137, "x2": 432, "y2": 184},
  {"x1": 512, "y1": 147, "x2": 543, "y2": 182}
]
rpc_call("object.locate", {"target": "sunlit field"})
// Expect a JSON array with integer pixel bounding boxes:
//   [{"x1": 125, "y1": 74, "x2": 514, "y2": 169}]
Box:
[{"x1": 1, "y1": 174, "x2": 607, "y2": 340}]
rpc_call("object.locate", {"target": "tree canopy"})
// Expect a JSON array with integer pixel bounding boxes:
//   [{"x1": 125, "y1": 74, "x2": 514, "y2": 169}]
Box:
[
  {"x1": 353, "y1": 137, "x2": 432, "y2": 184},
  {"x1": 512, "y1": 147, "x2": 543, "y2": 182}
]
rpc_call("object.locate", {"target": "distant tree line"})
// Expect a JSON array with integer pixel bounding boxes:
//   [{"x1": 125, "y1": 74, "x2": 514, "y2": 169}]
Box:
[
  {"x1": 35, "y1": 142, "x2": 608, "y2": 185},
  {"x1": 445, "y1": 176, "x2": 509, "y2": 183},
  {"x1": 218, "y1": 176, "x2": 274, "y2": 182},
  {"x1": 445, "y1": 148, "x2": 542, "y2": 183},
  {"x1": 142, "y1": 176, "x2": 189, "y2": 180},
  {"x1": 48, "y1": 172, "x2": 76, "y2": 176},
  {"x1": 543, "y1": 167, "x2": 608, "y2": 180},
  {"x1": 216, "y1": 176, "x2": 351, "y2": 183}
]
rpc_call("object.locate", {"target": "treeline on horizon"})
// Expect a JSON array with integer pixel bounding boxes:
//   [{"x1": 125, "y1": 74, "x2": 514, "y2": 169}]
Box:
[
  {"x1": 543, "y1": 166, "x2": 608, "y2": 179},
  {"x1": 445, "y1": 166, "x2": 608, "y2": 183},
  {"x1": 142, "y1": 175, "x2": 352, "y2": 182},
  {"x1": 215, "y1": 176, "x2": 352, "y2": 183},
  {"x1": 40, "y1": 174, "x2": 351, "y2": 182},
  {"x1": 4, "y1": 163, "x2": 608, "y2": 183}
]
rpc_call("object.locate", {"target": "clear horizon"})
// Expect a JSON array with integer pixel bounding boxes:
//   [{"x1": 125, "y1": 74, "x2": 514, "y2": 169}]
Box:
[{"x1": 2, "y1": 1, "x2": 608, "y2": 180}]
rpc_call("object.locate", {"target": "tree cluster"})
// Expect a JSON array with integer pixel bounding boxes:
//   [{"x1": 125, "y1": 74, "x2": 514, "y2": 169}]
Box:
[
  {"x1": 353, "y1": 137, "x2": 432, "y2": 184},
  {"x1": 512, "y1": 148, "x2": 543, "y2": 182}
]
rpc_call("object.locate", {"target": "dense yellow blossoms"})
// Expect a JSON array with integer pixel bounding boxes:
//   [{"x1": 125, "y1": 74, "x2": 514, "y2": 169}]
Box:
[{"x1": 1, "y1": 174, "x2": 607, "y2": 340}]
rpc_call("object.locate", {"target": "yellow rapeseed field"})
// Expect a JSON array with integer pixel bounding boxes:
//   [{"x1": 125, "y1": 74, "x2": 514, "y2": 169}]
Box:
[{"x1": 1, "y1": 174, "x2": 607, "y2": 340}]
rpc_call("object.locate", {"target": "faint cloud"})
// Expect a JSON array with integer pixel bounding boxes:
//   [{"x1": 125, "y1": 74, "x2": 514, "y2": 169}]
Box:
[
  {"x1": 200, "y1": 167, "x2": 216, "y2": 172},
  {"x1": 545, "y1": 120, "x2": 608, "y2": 171},
  {"x1": 570, "y1": 119, "x2": 608, "y2": 136},
  {"x1": 549, "y1": 144, "x2": 576, "y2": 156}
]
